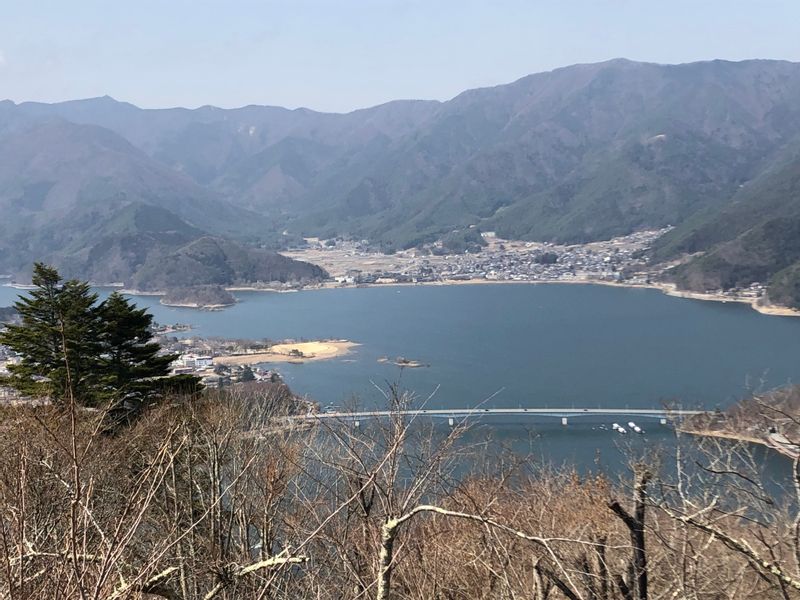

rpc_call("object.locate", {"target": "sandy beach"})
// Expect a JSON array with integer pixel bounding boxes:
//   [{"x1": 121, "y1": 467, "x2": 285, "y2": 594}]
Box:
[{"x1": 215, "y1": 340, "x2": 358, "y2": 365}]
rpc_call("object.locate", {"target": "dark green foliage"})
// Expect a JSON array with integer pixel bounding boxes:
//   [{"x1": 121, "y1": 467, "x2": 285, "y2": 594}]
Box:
[
  {"x1": 0, "y1": 264, "x2": 102, "y2": 403},
  {"x1": 671, "y1": 217, "x2": 800, "y2": 290},
  {"x1": 271, "y1": 59, "x2": 800, "y2": 248},
  {"x1": 150, "y1": 373, "x2": 203, "y2": 398},
  {"x1": 767, "y1": 263, "x2": 800, "y2": 309},
  {"x1": 653, "y1": 155, "x2": 800, "y2": 262},
  {"x1": 160, "y1": 285, "x2": 236, "y2": 307},
  {"x1": 130, "y1": 237, "x2": 327, "y2": 291},
  {"x1": 0, "y1": 265, "x2": 197, "y2": 409},
  {"x1": 441, "y1": 229, "x2": 487, "y2": 254},
  {"x1": 661, "y1": 156, "x2": 800, "y2": 306},
  {"x1": 535, "y1": 252, "x2": 559, "y2": 265},
  {"x1": 0, "y1": 121, "x2": 324, "y2": 288},
  {"x1": 97, "y1": 292, "x2": 178, "y2": 398},
  {"x1": 0, "y1": 198, "x2": 327, "y2": 293},
  {"x1": 240, "y1": 365, "x2": 256, "y2": 382}
]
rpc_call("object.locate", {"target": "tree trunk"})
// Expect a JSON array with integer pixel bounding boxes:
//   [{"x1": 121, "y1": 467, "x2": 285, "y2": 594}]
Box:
[
  {"x1": 609, "y1": 469, "x2": 650, "y2": 600},
  {"x1": 376, "y1": 518, "x2": 398, "y2": 600}
]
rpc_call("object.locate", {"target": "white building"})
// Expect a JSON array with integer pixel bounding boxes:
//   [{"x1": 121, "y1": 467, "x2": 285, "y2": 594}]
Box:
[{"x1": 178, "y1": 354, "x2": 214, "y2": 368}]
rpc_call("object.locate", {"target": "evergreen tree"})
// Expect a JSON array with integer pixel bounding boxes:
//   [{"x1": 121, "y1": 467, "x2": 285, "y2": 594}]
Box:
[
  {"x1": 96, "y1": 292, "x2": 178, "y2": 400},
  {"x1": 0, "y1": 263, "x2": 102, "y2": 404},
  {"x1": 0, "y1": 266, "x2": 200, "y2": 414},
  {"x1": 240, "y1": 365, "x2": 256, "y2": 382}
]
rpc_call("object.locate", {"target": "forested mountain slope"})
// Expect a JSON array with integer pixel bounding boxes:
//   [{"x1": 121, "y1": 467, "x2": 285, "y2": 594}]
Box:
[
  {"x1": 3, "y1": 59, "x2": 800, "y2": 299},
  {"x1": 0, "y1": 120, "x2": 324, "y2": 288}
]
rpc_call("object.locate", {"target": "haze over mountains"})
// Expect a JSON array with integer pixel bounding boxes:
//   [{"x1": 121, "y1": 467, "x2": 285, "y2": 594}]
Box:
[{"x1": 2, "y1": 58, "x2": 800, "y2": 302}]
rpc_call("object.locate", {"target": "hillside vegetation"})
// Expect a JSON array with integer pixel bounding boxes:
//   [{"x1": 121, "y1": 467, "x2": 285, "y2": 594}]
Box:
[
  {"x1": 4, "y1": 59, "x2": 800, "y2": 302},
  {"x1": 655, "y1": 156, "x2": 800, "y2": 306},
  {"x1": 4, "y1": 59, "x2": 800, "y2": 246},
  {"x1": 1, "y1": 280, "x2": 798, "y2": 598},
  {"x1": 0, "y1": 119, "x2": 321, "y2": 290},
  {"x1": 0, "y1": 387, "x2": 796, "y2": 599}
]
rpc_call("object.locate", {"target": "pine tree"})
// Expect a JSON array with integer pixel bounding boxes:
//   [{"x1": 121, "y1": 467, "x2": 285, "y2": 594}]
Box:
[
  {"x1": 240, "y1": 365, "x2": 256, "y2": 382},
  {"x1": 96, "y1": 292, "x2": 178, "y2": 403},
  {"x1": 0, "y1": 266, "x2": 200, "y2": 414},
  {"x1": 0, "y1": 263, "x2": 102, "y2": 404}
]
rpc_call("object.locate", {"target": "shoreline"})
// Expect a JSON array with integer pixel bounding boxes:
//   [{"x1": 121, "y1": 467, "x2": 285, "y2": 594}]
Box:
[
  {"x1": 215, "y1": 278, "x2": 800, "y2": 318},
  {"x1": 10, "y1": 277, "x2": 796, "y2": 317},
  {"x1": 159, "y1": 299, "x2": 235, "y2": 310},
  {"x1": 679, "y1": 427, "x2": 799, "y2": 460},
  {"x1": 215, "y1": 340, "x2": 359, "y2": 366}
]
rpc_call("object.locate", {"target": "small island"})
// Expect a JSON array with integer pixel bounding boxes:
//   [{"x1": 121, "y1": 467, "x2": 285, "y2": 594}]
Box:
[
  {"x1": 160, "y1": 285, "x2": 237, "y2": 309},
  {"x1": 377, "y1": 356, "x2": 429, "y2": 368}
]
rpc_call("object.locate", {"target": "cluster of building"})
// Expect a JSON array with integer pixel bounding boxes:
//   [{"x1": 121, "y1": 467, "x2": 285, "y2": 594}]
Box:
[
  {"x1": 0, "y1": 328, "x2": 285, "y2": 402},
  {"x1": 0, "y1": 345, "x2": 21, "y2": 400},
  {"x1": 323, "y1": 228, "x2": 672, "y2": 287},
  {"x1": 715, "y1": 282, "x2": 766, "y2": 300},
  {"x1": 159, "y1": 336, "x2": 281, "y2": 387}
]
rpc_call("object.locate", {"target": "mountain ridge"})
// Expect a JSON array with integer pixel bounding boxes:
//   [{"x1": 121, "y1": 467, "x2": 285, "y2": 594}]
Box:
[{"x1": 4, "y1": 58, "x2": 800, "y2": 303}]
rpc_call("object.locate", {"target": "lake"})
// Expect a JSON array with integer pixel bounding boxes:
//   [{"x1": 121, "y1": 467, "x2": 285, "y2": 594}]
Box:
[{"x1": 2, "y1": 281, "x2": 798, "y2": 472}]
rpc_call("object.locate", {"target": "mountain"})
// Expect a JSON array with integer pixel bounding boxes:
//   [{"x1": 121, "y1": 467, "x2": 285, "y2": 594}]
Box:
[
  {"x1": 4, "y1": 59, "x2": 800, "y2": 301},
  {"x1": 0, "y1": 194, "x2": 325, "y2": 292},
  {"x1": 6, "y1": 59, "x2": 800, "y2": 251},
  {"x1": 0, "y1": 118, "x2": 322, "y2": 290},
  {"x1": 653, "y1": 154, "x2": 800, "y2": 306},
  {"x1": 0, "y1": 117, "x2": 285, "y2": 243},
  {"x1": 128, "y1": 236, "x2": 326, "y2": 291}
]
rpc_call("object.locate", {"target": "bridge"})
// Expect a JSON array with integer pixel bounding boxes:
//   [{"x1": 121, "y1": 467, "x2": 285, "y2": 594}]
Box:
[{"x1": 293, "y1": 407, "x2": 705, "y2": 427}]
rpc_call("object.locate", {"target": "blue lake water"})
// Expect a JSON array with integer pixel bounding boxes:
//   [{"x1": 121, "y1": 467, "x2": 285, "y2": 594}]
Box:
[{"x1": 2, "y1": 282, "x2": 798, "y2": 474}]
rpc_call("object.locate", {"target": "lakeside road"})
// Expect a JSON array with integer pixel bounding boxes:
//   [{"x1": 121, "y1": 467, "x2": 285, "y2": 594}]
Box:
[
  {"x1": 215, "y1": 340, "x2": 359, "y2": 366},
  {"x1": 679, "y1": 427, "x2": 800, "y2": 460}
]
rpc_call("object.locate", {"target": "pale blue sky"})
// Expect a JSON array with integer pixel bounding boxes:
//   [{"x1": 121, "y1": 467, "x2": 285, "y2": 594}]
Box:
[{"x1": 1, "y1": 0, "x2": 799, "y2": 112}]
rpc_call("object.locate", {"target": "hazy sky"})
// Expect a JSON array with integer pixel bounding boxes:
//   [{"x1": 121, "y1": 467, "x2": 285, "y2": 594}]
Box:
[{"x1": 2, "y1": 0, "x2": 799, "y2": 113}]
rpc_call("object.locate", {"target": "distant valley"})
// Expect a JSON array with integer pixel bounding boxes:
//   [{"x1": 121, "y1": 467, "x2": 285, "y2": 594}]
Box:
[{"x1": 2, "y1": 58, "x2": 800, "y2": 306}]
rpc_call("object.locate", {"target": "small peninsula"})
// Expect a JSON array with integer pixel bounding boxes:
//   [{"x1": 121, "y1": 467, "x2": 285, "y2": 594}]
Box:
[
  {"x1": 680, "y1": 386, "x2": 800, "y2": 459},
  {"x1": 215, "y1": 340, "x2": 358, "y2": 365},
  {"x1": 161, "y1": 285, "x2": 236, "y2": 309}
]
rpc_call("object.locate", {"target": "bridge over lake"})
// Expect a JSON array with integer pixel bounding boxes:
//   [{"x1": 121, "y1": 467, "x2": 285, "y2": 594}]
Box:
[{"x1": 294, "y1": 407, "x2": 705, "y2": 427}]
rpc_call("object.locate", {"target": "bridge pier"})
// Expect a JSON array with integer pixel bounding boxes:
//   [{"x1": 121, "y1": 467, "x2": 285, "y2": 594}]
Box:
[{"x1": 561, "y1": 417, "x2": 568, "y2": 426}]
